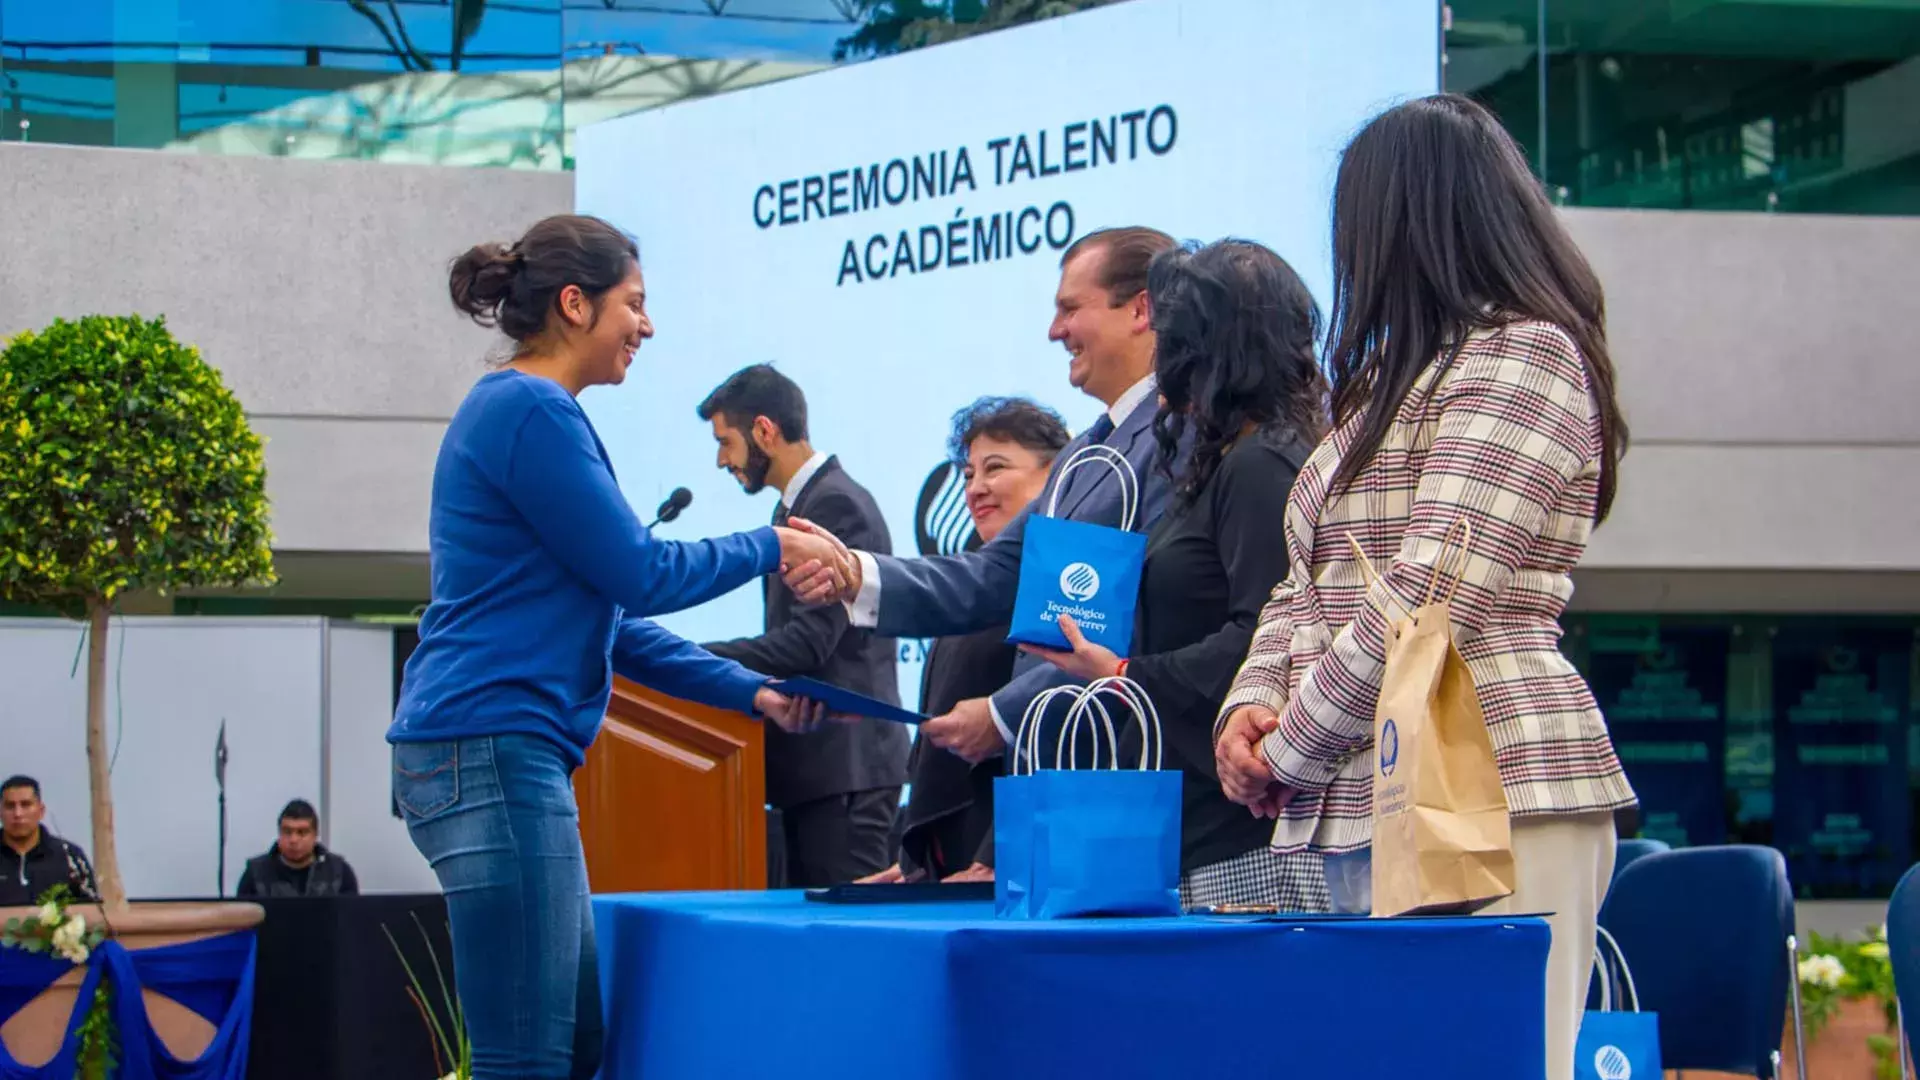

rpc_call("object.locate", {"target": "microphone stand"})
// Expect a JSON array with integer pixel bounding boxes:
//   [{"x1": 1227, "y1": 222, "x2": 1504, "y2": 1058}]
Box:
[{"x1": 215, "y1": 719, "x2": 229, "y2": 898}]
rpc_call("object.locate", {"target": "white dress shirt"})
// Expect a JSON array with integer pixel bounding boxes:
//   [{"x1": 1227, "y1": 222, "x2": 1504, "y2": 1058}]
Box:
[
  {"x1": 781, "y1": 451, "x2": 830, "y2": 510},
  {"x1": 846, "y1": 374, "x2": 1157, "y2": 736}
]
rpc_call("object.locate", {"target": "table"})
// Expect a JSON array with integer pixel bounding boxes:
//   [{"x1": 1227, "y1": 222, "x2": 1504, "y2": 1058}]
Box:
[{"x1": 592, "y1": 891, "x2": 1549, "y2": 1080}]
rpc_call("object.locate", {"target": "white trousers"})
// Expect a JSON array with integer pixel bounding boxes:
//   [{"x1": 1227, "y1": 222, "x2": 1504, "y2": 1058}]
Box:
[
  {"x1": 1319, "y1": 812, "x2": 1617, "y2": 1080},
  {"x1": 1486, "y1": 813, "x2": 1618, "y2": 1080}
]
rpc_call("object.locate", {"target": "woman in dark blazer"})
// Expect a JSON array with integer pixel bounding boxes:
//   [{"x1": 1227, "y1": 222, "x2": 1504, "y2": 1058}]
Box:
[
  {"x1": 860, "y1": 397, "x2": 1069, "y2": 884},
  {"x1": 1023, "y1": 238, "x2": 1331, "y2": 911}
]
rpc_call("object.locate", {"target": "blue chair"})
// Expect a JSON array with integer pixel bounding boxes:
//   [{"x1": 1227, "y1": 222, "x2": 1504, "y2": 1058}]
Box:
[
  {"x1": 1884, "y1": 862, "x2": 1920, "y2": 1080},
  {"x1": 1599, "y1": 845, "x2": 1806, "y2": 1079},
  {"x1": 1586, "y1": 838, "x2": 1678, "y2": 1009},
  {"x1": 1611, "y1": 837, "x2": 1670, "y2": 888}
]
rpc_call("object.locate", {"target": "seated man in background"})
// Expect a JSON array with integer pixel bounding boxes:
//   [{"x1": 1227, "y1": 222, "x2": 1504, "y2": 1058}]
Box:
[
  {"x1": 237, "y1": 799, "x2": 359, "y2": 897},
  {"x1": 860, "y1": 397, "x2": 1069, "y2": 885},
  {"x1": 0, "y1": 775, "x2": 96, "y2": 906}
]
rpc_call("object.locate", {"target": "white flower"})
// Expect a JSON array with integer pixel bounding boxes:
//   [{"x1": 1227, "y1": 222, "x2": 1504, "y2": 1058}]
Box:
[
  {"x1": 35, "y1": 902, "x2": 60, "y2": 925},
  {"x1": 51, "y1": 920, "x2": 81, "y2": 947},
  {"x1": 57, "y1": 943, "x2": 89, "y2": 966},
  {"x1": 64, "y1": 913, "x2": 84, "y2": 938},
  {"x1": 1799, "y1": 954, "x2": 1846, "y2": 990}
]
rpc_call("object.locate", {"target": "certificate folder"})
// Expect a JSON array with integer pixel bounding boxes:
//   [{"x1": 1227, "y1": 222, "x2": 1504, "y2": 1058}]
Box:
[
  {"x1": 805, "y1": 882, "x2": 995, "y2": 904},
  {"x1": 768, "y1": 676, "x2": 928, "y2": 726}
]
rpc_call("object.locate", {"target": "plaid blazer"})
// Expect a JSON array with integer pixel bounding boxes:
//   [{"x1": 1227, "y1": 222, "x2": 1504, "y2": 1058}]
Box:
[{"x1": 1219, "y1": 319, "x2": 1635, "y2": 855}]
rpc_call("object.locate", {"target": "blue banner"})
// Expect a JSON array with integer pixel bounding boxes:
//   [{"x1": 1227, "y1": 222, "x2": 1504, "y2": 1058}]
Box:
[{"x1": 1771, "y1": 626, "x2": 1911, "y2": 898}]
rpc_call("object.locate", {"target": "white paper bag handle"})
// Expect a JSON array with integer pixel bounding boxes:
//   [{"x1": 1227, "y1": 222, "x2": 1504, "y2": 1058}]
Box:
[
  {"x1": 1043, "y1": 444, "x2": 1140, "y2": 532},
  {"x1": 1592, "y1": 925, "x2": 1640, "y2": 1013},
  {"x1": 1056, "y1": 677, "x2": 1164, "y2": 772},
  {"x1": 1013, "y1": 685, "x2": 1083, "y2": 777}
]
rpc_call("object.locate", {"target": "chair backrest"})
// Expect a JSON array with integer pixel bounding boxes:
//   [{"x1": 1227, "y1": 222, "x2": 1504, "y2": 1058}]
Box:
[
  {"x1": 1586, "y1": 838, "x2": 1679, "y2": 1010},
  {"x1": 1885, "y1": 862, "x2": 1920, "y2": 1060},
  {"x1": 1612, "y1": 838, "x2": 1671, "y2": 885},
  {"x1": 1600, "y1": 845, "x2": 1794, "y2": 1078}
]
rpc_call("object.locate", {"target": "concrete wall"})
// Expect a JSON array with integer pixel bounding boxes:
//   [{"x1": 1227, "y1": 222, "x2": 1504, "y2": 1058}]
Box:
[
  {"x1": 1562, "y1": 208, "x2": 1920, "y2": 576},
  {"x1": 0, "y1": 142, "x2": 573, "y2": 573},
  {"x1": 3, "y1": 146, "x2": 1916, "y2": 603}
]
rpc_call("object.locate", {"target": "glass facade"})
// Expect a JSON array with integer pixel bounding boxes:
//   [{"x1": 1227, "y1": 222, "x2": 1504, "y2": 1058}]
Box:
[
  {"x1": 1565, "y1": 615, "x2": 1920, "y2": 899},
  {"x1": 1446, "y1": 0, "x2": 1920, "y2": 214},
  {"x1": 7, "y1": 1, "x2": 1916, "y2": 213},
  {"x1": 0, "y1": 0, "x2": 854, "y2": 169}
]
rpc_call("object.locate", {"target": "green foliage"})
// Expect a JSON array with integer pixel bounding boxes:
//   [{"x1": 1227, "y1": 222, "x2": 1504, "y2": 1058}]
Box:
[
  {"x1": 383, "y1": 912, "x2": 471, "y2": 1080},
  {"x1": 0, "y1": 314, "x2": 275, "y2": 611},
  {"x1": 74, "y1": 977, "x2": 117, "y2": 1080},
  {"x1": 1797, "y1": 926, "x2": 1902, "y2": 1076},
  {"x1": 835, "y1": 0, "x2": 1114, "y2": 60},
  {"x1": 2, "y1": 884, "x2": 116, "y2": 1078}
]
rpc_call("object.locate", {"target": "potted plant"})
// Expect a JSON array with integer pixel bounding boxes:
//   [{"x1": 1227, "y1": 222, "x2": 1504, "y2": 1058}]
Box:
[
  {"x1": 1792, "y1": 926, "x2": 1906, "y2": 1080},
  {"x1": 0, "y1": 314, "x2": 276, "y2": 1064}
]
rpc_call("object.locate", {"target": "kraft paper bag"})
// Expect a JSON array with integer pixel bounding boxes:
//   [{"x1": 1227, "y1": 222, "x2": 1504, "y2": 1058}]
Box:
[{"x1": 1351, "y1": 523, "x2": 1516, "y2": 917}]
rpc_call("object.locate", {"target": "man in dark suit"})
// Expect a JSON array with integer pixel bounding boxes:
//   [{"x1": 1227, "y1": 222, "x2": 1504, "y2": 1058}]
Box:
[
  {"x1": 785, "y1": 226, "x2": 1182, "y2": 765},
  {"x1": 697, "y1": 364, "x2": 910, "y2": 887}
]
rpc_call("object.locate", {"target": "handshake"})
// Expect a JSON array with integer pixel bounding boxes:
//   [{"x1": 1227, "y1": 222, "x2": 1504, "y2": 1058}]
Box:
[
  {"x1": 741, "y1": 519, "x2": 871, "y2": 735},
  {"x1": 772, "y1": 518, "x2": 865, "y2": 606}
]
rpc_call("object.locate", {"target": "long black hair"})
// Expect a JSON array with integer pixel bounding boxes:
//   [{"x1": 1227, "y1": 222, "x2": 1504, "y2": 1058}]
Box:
[
  {"x1": 1323, "y1": 93, "x2": 1628, "y2": 523},
  {"x1": 1149, "y1": 239, "x2": 1328, "y2": 505}
]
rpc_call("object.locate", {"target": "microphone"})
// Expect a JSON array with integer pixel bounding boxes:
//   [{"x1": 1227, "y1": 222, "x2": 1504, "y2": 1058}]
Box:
[{"x1": 647, "y1": 487, "x2": 693, "y2": 528}]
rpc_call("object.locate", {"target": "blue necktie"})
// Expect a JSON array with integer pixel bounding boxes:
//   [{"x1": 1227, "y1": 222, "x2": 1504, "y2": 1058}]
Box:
[{"x1": 1085, "y1": 414, "x2": 1115, "y2": 446}]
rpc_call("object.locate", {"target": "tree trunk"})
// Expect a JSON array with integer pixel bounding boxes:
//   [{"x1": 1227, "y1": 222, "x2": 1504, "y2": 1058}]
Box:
[{"x1": 85, "y1": 599, "x2": 127, "y2": 913}]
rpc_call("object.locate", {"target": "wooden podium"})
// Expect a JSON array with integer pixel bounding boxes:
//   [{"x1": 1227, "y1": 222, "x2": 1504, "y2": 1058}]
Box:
[{"x1": 574, "y1": 676, "x2": 767, "y2": 892}]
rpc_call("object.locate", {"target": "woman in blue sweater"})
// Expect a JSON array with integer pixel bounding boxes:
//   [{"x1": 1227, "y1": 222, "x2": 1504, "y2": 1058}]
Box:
[{"x1": 389, "y1": 214, "x2": 845, "y2": 1080}]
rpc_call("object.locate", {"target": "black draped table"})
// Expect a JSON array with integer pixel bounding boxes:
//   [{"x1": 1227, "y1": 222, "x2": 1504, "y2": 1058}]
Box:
[{"x1": 241, "y1": 893, "x2": 452, "y2": 1080}]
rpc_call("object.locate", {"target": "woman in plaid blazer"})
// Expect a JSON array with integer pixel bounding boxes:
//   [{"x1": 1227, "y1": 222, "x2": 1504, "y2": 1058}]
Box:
[{"x1": 1213, "y1": 94, "x2": 1635, "y2": 1080}]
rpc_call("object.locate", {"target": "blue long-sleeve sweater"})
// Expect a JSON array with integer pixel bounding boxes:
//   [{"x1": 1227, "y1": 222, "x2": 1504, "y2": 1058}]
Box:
[{"x1": 389, "y1": 369, "x2": 780, "y2": 767}]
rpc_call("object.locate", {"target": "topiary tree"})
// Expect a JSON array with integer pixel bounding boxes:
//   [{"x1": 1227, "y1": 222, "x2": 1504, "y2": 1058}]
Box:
[{"x1": 0, "y1": 315, "x2": 275, "y2": 913}]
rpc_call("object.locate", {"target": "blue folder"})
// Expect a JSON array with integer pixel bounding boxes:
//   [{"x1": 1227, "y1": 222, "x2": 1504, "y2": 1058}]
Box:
[{"x1": 769, "y1": 676, "x2": 928, "y2": 725}]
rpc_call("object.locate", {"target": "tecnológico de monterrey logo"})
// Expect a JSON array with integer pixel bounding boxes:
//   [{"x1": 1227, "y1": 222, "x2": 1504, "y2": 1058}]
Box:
[
  {"x1": 1378, "y1": 717, "x2": 1400, "y2": 777},
  {"x1": 1059, "y1": 562, "x2": 1100, "y2": 602},
  {"x1": 1593, "y1": 1044, "x2": 1632, "y2": 1080},
  {"x1": 914, "y1": 461, "x2": 979, "y2": 557}
]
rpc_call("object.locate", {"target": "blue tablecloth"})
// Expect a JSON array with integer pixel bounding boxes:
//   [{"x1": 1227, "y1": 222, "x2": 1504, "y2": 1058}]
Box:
[{"x1": 593, "y1": 891, "x2": 1548, "y2": 1080}]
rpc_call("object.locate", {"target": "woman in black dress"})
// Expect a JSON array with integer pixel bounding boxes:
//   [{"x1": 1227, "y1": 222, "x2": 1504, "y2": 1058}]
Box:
[
  {"x1": 859, "y1": 397, "x2": 1069, "y2": 884},
  {"x1": 1022, "y1": 239, "x2": 1332, "y2": 910}
]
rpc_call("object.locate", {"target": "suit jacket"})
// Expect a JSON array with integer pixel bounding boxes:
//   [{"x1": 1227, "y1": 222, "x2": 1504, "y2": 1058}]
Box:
[
  {"x1": 897, "y1": 626, "x2": 1016, "y2": 877},
  {"x1": 707, "y1": 457, "x2": 910, "y2": 808},
  {"x1": 1221, "y1": 319, "x2": 1637, "y2": 855},
  {"x1": 864, "y1": 389, "x2": 1185, "y2": 744}
]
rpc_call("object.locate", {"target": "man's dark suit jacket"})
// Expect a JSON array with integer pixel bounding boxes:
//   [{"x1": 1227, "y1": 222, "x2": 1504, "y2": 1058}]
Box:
[
  {"x1": 706, "y1": 456, "x2": 910, "y2": 809},
  {"x1": 897, "y1": 625, "x2": 1016, "y2": 878}
]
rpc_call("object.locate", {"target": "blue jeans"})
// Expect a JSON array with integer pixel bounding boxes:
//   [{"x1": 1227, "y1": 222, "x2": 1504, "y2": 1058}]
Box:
[{"x1": 392, "y1": 734, "x2": 602, "y2": 1080}]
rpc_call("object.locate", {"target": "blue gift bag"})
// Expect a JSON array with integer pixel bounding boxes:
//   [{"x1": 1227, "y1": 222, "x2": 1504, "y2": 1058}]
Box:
[
  {"x1": 994, "y1": 679, "x2": 1182, "y2": 920},
  {"x1": 1576, "y1": 927, "x2": 1661, "y2": 1080},
  {"x1": 992, "y1": 774, "x2": 1033, "y2": 918},
  {"x1": 1027, "y1": 768, "x2": 1181, "y2": 918},
  {"x1": 1007, "y1": 445, "x2": 1147, "y2": 655}
]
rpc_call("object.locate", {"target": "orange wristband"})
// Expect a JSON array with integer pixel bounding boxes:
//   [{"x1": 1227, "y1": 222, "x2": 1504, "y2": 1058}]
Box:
[{"x1": 1116, "y1": 658, "x2": 1130, "y2": 679}]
